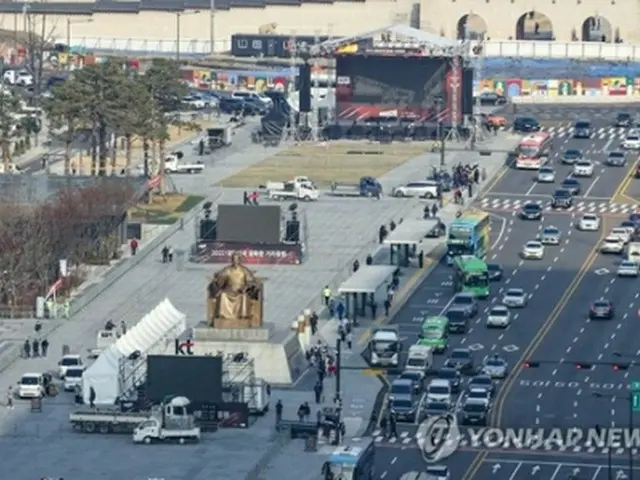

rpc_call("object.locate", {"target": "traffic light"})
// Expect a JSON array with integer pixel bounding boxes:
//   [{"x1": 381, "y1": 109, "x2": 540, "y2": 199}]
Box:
[
  {"x1": 575, "y1": 362, "x2": 593, "y2": 369},
  {"x1": 613, "y1": 363, "x2": 630, "y2": 371},
  {"x1": 523, "y1": 361, "x2": 540, "y2": 368}
]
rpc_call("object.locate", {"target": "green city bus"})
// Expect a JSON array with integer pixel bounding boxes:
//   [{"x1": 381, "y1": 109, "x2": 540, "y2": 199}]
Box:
[
  {"x1": 417, "y1": 316, "x2": 449, "y2": 352},
  {"x1": 452, "y1": 255, "x2": 490, "y2": 298}
]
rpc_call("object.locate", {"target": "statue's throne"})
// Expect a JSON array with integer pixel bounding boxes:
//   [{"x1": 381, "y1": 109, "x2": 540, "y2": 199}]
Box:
[{"x1": 207, "y1": 278, "x2": 264, "y2": 329}]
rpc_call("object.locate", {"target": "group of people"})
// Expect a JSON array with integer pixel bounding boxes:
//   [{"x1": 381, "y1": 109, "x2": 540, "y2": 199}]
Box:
[
  {"x1": 22, "y1": 338, "x2": 49, "y2": 358},
  {"x1": 451, "y1": 162, "x2": 486, "y2": 205},
  {"x1": 160, "y1": 245, "x2": 175, "y2": 263}
]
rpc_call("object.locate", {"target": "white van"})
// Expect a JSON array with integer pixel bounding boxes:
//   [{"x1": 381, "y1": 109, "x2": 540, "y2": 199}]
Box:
[
  {"x1": 18, "y1": 373, "x2": 44, "y2": 398},
  {"x1": 58, "y1": 354, "x2": 83, "y2": 379},
  {"x1": 426, "y1": 378, "x2": 452, "y2": 404},
  {"x1": 63, "y1": 366, "x2": 85, "y2": 391},
  {"x1": 405, "y1": 345, "x2": 433, "y2": 373}
]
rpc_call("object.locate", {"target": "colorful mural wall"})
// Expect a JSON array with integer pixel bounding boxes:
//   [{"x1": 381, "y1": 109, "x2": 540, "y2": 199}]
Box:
[
  {"x1": 476, "y1": 77, "x2": 640, "y2": 97},
  {"x1": 181, "y1": 67, "x2": 292, "y2": 92}
]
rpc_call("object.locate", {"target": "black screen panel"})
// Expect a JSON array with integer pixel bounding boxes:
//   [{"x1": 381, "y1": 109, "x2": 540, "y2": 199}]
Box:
[
  {"x1": 217, "y1": 204, "x2": 281, "y2": 243},
  {"x1": 146, "y1": 355, "x2": 222, "y2": 404},
  {"x1": 462, "y1": 68, "x2": 474, "y2": 115}
]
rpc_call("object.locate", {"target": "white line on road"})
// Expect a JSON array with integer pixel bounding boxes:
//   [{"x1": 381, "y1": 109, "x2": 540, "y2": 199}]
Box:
[
  {"x1": 508, "y1": 463, "x2": 522, "y2": 480},
  {"x1": 591, "y1": 466, "x2": 602, "y2": 480},
  {"x1": 526, "y1": 181, "x2": 538, "y2": 196},
  {"x1": 584, "y1": 175, "x2": 601, "y2": 198},
  {"x1": 549, "y1": 464, "x2": 562, "y2": 480}
]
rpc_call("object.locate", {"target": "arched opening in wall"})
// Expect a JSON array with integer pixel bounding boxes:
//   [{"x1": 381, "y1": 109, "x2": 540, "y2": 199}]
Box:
[
  {"x1": 581, "y1": 16, "x2": 613, "y2": 42},
  {"x1": 516, "y1": 11, "x2": 554, "y2": 41},
  {"x1": 456, "y1": 14, "x2": 488, "y2": 40}
]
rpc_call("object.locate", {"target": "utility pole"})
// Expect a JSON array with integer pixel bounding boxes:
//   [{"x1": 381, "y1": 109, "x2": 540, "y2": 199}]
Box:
[
  {"x1": 209, "y1": 0, "x2": 216, "y2": 55},
  {"x1": 334, "y1": 338, "x2": 343, "y2": 445},
  {"x1": 175, "y1": 13, "x2": 181, "y2": 63}
]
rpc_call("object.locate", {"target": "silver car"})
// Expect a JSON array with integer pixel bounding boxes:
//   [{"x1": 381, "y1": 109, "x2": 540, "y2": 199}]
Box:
[
  {"x1": 502, "y1": 288, "x2": 528, "y2": 307},
  {"x1": 537, "y1": 166, "x2": 556, "y2": 183},
  {"x1": 539, "y1": 226, "x2": 561, "y2": 245},
  {"x1": 482, "y1": 356, "x2": 509, "y2": 379}
]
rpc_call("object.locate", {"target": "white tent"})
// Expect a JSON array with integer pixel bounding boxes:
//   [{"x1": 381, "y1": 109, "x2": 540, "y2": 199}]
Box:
[{"x1": 83, "y1": 298, "x2": 187, "y2": 405}]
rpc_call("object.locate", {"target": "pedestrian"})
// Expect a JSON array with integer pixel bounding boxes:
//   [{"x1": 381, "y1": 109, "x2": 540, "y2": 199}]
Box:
[
  {"x1": 389, "y1": 220, "x2": 396, "y2": 231},
  {"x1": 303, "y1": 402, "x2": 311, "y2": 421},
  {"x1": 130, "y1": 238, "x2": 139, "y2": 256},
  {"x1": 336, "y1": 302, "x2": 345, "y2": 321},
  {"x1": 34, "y1": 321, "x2": 42, "y2": 334},
  {"x1": 370, "y1": 301, "x2": 377, "y2": 319},
  {"x1": 328, "y1": 298, "x2": 335, "y2": 318},
  {"x1": 468, "y1": 183, "x2": 473, "y2": 198},
  {"x1": 322, "y1": 285, "x2": 331, "y2": 306},
  {"x1": 431, "y1": 203, "x2": 438, "y2": 217},
  {"x1": 384, "y1": 299, "x2": 391, "y2": 317},
  {"x1": 309, "y1": 311, "x2": 318, "y2": 336},
  {"x1": 346, "y1": 331, "x2": 353, "y2": 350},
  {"x1": 41, "y1": 339, "x2": 49, "y2": 357},
  {"x1": 275, "y1": 399, "x2": 283, "y2": 424},
  {"x1": 423, "y1": 204, "x2": 430, "y2": 219},
  {"x1": 89, "y1": 387, "x2": 96, "y2": 408},
  {"x1": 121, "y1": 321, "x2": 127, "y2": 335},
  {"x1": 297, "y1": 404, "x2": 305, "y2": 421},
  {"x1": 198, "y1": 138, "x2": 205, "y2": 156},
  {"x1": 365, "y1": 254, "x2": 373, "y2": 266},
  {"x1": 313, "y1": 380, "x2": 323, "y2": 404},
  {"x1": 387, "y1": 285, "x2": 395, "y2": 303},
  {"x1": 63, "y1": 300, "x2": 71, "y2": 319},
  {"x1": 23, "y1": 339, "x2": 30, "y2": 358},
  {"x1": 316, "y1": 409, "x2": 323, "y2": 426},
  {"x1": 6, "y1": 387, "x2": 12, "y2": 409},
  {"x1": 378, "y1": 225, "x2": 387, "y2": 244},
  {"x1": 161, "y1": 245, "x2": 169, "y2": 263},
  {"x1": 32, "y1": 338, "x2": 39, "y2": 357},
  {"x1": 352, "y1": 259, "x2": 360, "y2": 273},
  {"x1": 168, "y1": 246, "x2": 174, "y2": 263},
  {"x1": 473, "y1": 168, "x2": 480, "y2": 184}
]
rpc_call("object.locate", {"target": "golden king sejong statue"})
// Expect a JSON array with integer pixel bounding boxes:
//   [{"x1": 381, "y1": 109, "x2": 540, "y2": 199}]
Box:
[{"x1": 207, "y1": 252, "x2": 264, "y2": 328}]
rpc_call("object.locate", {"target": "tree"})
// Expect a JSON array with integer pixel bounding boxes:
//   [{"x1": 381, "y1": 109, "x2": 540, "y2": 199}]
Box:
[
  {"x1": 142, "y1": 59, "x2": 187, "y2": 193},
  {"x1": 42, "y1": 79, "x2": 90, "y2": 175},
  {"x1": 0, "y1": 92, "x2": 20, "y2": 172}
]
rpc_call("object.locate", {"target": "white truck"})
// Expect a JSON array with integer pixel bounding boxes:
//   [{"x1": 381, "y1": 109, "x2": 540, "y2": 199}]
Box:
[
  {"x1": 88, "y1": 329, "x2": 118, "y2": 359},
  {"x1": 265, "y1": 176, "x2": 314, "y2": 192},
  {"x1": 132, "y1": 396, "x2": 200, "y2": 444},
  {"x1": 368, "y1": 327, "x2": 401, "y2": 367},
  {"x1": 405, "y1": 345, "x2": 433, "y2": 374},
  {"x1": 206, "y1": 126, "x2": 233, "y2": 148},
  {"x1": 164, "y1": 153, "x2": 204, "y2": 174},
  {"x1": 627, "y1": 242, "x2": 640, "y2": 262},
  {"x1": 69, "y1": 395, "x2": 200, "y2": 439},
  {"x1": 268, "y1": 181, "x2": 319, "y2": 201}
]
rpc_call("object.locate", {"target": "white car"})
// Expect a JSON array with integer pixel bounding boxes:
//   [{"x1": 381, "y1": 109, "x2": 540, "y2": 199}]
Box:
[
  {"x1": 502, "y1": 288, "x2": 528, "y2": 308},
  {"x1": 623, "y1": 133, "x2": 640, "y2": 149},
  {"x1": 182, "y1": 96, "x2": 206, "y2": 110},
  {"x1": 539, "y1": 226, "x2": 561, "y2": 245},
  {"x1": 466, "y1": 387, "x2": 491, "y2": 405},
  {"x1": 231, "y1": 90, "x2": 272, "y2": 107},
  {"x1": 601, "y1": 236, "x2": 626, "y2": 254},
  {"x1": 578, "y1": 214, "x2": 601, "y2": 231},
  {"x1": 18, "y1": 373, "x2": 44, "y2": 398},
  {"x1": 486, "y1": 305, "x2": 511, "y2": 328},
  {"x1": 392, "y1": 180, "x2": 439, "y2": 199},
  {"x1": 522, "y1": 241, "x2": 545, "y2": 259},
  {"x1": 58, "y1": 354, "x2": 83, "y2": 379},
  {"x1": 573, "y1": 160, "x2": 594, "y2": 177},
  {"x1": 537, "y1": 167, "x2": 556, "y2": 183},
  {"x1": 610, "y1": 227, "x2": 631, "y2": 243},
  {"x1": 426, "y1": 379, "x2": 452, "y2": 404},
  {"x1": 63, "y1": 366, "x2": 85, "y2": 391},
  {"x1": 617, "y1": 260, "x2": 640, "y2": 277}
]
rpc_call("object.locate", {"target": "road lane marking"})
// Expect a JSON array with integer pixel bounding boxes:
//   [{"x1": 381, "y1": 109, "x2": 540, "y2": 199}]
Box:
[{"x1": 584, "y1": 175, "x2": 601, "y2": 197}]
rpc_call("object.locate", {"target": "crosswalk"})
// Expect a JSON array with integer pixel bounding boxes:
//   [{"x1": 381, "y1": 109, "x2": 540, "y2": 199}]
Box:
[
  {"x1": 371, "y1": 429, "x2": 640, "y2": 456},
  {"x1": 542, "y1": 125, "x2": 630, "y2": 140},
  {"x1": 478, "y1": 197, "x2": 637, "y2": 215}
]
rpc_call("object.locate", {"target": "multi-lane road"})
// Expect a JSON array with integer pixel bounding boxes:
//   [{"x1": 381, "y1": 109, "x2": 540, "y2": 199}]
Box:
[{"x1": 372, "y1": 104, "x2": 640, "y2": 479}]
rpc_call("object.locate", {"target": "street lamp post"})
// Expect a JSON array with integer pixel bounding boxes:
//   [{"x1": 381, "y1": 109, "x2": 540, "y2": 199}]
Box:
[
  {"x1": 66, "y1": 19, "x2": 93, "y2": 71},
  {"x1": 209, "y1": 0, "x2": 216, "y2": 55},
  {"x1": 593, "y1": 391, "x2": 634, "y2": 480},
  {"x1": 176, "y1": 10, "x2": 200, "y2": 63}
]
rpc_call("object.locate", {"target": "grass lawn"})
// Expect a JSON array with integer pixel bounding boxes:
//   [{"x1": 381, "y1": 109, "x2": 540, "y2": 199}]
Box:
[{"x1": 129, "y1": 193, "x2": 205, "y2": 225}]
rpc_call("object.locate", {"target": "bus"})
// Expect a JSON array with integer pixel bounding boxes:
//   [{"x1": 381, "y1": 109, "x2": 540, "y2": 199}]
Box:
[
  {"x1": 447, "y1": 209, "x2": 490, "y2": 263},
  {"x1": 515, "y1": 132, "x2": 552, "y2": 169},
  {"x1": 322, "y1": 439, "x2": 375, "y2": 480},
  {"x1": 417, "y1": 316, "x2": 449, "y2": 352},
  {"x1": 452, "y1": 255, "x2": 490, "y2": 298}
]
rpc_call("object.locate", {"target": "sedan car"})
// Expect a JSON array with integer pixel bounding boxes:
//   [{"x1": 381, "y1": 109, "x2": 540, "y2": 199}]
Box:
[
  {"x1": 561, "y1": 178, "x2": 581, "y2": 195},
  {"x1": 486, "y1": 305, "x2": 511, "y2": 328},
  {"x1": 589, "y1": 299, "x2": 615, "y2": 320},
  {"x1": 616, "y1": 112, "x2": 632, "y2": 127},
  {"x1": 617, "y1": 260, "x2": 640, "y2": 277},
  {"x1": 444, "y1": 348, "x2": 475, "y2": 374},
  {"x1": 539, "y1": 226, "x2": 561, "y2": 245},
  {"x1": 468, "y1": 374, "x2": 495, "y2": 395},
  {"x1": 520, "y1": 202, "x2": 543, "y2": 220},
  {"x1": 424, "y1": 401, "x2": 450, "y2": 418},
  {"x1": 513, "y1": 116, "x2": 541, "y2": 133},
  {"x1": 487, "y1": 263, "x2": 503, "y2": 281},
  {"x1": 619, "y1": 220, "x2": 636, "y2": 236},
  {"x1": 578, "y1": 213, "x2": 601, "y2": 231},
  {"x1": 623, "y1": 132, "x2": 640, "y2": 150},
  {"x1": 522, "y1": 240, "x2": 545, "y2": 259},
  {"x1": 601, "y1": 236, "x2": 625, "y2": 254},
  {"x1": 437, "y1": 367, "x2": 462, "y2": 393},
  {"x1": 606, "y1": 151, "x2": 627, "y2": 167},
  {"x1": 475, "y1": 92, "x2": 507, "y2": 106},
  {"x1": 502, "y1": 288, "x2": 528, "y2": 307},
  {"x1": 399, "y1": 370, "x2": 425, "y2": 394},
  {"x1": 451, "y1": 293, "x2": 478, "y2": 317},
  {"x1": 537, "y1": 166, "x2": 556, "y2": 183},
  {"x1": 552, "y1": 189, "x2": 573, "y2": 209},
  {"x1": 573, "y1": 120, "x2": 592, "y2": 139},
  {"x1": 561, "y1": 149, "x2": 583, "y2": 165},
  {"x1": 609, "y1": 227, "x2": 631, "y2": 243},
  {"x1": 573, "y1": 160, "x2": 594, "y2": 177},
  {"x1": 482, "y1": 356, "x2": 509, "y2": 379}
]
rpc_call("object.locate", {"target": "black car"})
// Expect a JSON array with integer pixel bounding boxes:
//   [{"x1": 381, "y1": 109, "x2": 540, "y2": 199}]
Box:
[
  {"x1": 459, "y1": 399, "x2": 489, "y2": 426},
  {"x1": 468, "y1": 374, "x2": 495, "y2": 395},
  {"x1": 389, "y1": 395, "x2": 418, "y2": 422},
  {"x1": 444, "y1": 348, "x2": 474, "y2": 374},
  {"x1": 242, "y1": 96, "x2": 269, "y2": 115},
  {"x1": 425, "y1": 401, "x2": 451, "y2": 417},
  {"x1": 552, "y1": 189, "x2": 573, "y2": 209},
  {"x1": 475, "y1": 92, "x2": 507, "y2": 106},
  {"x1": 606, "y1": 151, "x2": 627, "y2": 167},
  {"x1": 589, "y1": 299, "x2": 615, "y2": 319},
  {"x1": 399, "y1": 370, "x2": 424, "y2": 394},
  {"x1": 616, "y1": 113, "x2": 631, "y2": 128},
  {"x1": 437, "y1": 367, "x2": 462, "y2": 393},
  {"x1": 561, "y1": 149, "x2": 583, "y2": 165},
  {"x1": 561, "y1": 178, "x2": 581, "y2": 195},
  {"x1": 520, "y1": 202, "x2": 543, "y2": 220},
  {"x1": 445, "y1": 307, "x2": 470, "y2": 333},
  {"x1": 487, "y1": 263, "x2": 503, "y2": 281},
  {"x1": 573, "y1": 120, "x2": 592, "y2": 139},
  {"x1": 513, "y1": 116, "x2": 541, "y2": 133},
  {"x1": 219, "y1": 97, "x2": 245, "y2": 114}
]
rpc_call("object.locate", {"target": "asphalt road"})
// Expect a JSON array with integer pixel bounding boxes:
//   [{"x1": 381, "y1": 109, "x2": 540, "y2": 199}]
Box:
[{"x1": 373, "y1": 105, "x2": 640, "y2": 480}]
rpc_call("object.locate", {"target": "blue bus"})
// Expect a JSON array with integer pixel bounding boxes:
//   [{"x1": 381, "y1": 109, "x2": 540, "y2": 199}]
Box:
[
  {"x1": 446, "y1": 210, "x2": 490, "y2": 265},
  {"x1": 322, "y1": 439, "x2": 375, "y2": 480}
]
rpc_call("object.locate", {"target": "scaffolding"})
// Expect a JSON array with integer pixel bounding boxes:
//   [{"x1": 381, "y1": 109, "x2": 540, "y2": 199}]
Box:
[
  {"x1": 282, "y1": 30, "x2": 300, "y2": 144},
  {"x1": 220, "y1": 352, "x2": 261, "y2": 413}
]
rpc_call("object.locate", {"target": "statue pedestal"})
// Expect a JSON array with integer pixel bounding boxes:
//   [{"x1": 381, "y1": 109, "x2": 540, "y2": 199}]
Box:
[
  {"x1": 193, "y1": 323, "x2": 274, "y2": 342},
  {"x1": 212, "y1": 316, "x2": 263, "y2": 329}
]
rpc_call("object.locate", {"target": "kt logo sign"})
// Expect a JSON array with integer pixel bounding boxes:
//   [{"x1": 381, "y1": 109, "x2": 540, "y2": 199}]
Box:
[{"x1": 174, "y1": 339, "x2": 194, "y2": 355}]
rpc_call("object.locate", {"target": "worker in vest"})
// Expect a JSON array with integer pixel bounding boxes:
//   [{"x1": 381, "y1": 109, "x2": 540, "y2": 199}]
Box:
[
  {"x1": 45, "y1": 298, "x2": 55, "y2": 318},
  {"x1": 62, "y1": 300, "x2": 71, "y2": 319},
  {"x1": 322, "y1": 285, "x2": 331, "y2": 306}
]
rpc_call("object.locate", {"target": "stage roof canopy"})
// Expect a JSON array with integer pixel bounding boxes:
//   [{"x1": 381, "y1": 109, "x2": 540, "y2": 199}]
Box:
[{"x1": 311, "y1": 24, "x2": 467, "y2": 57}]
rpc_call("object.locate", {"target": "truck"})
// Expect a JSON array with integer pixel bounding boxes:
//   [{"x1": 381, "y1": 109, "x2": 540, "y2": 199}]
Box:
[
  {"x1": 264, "y1": 176, "x2": 314, "y2": 192},
  {"x1": 87, "y1": 329, "x2": 118, "y2": 359},
  {"x1": 132, "y1": 396, "x2": 200, "y2": 444},
  {"x1": 206, "y1": 126, "x2": 233, "y2": 148},
  {"x1": 70, "y1": 395, "x2": 200, "y2": 441},
  {"x1": 268, "y1": 181, "x2": 319, "y2": 201},
  {"x1": 405, "y1": 344, "x2": 433, "y2": 374},
  {"x1": 328, "y1": 176, "x2": 383, "y2": 198},
  {"x1": 164, "y1": 153, "x2": 204, "y2": 174}
]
